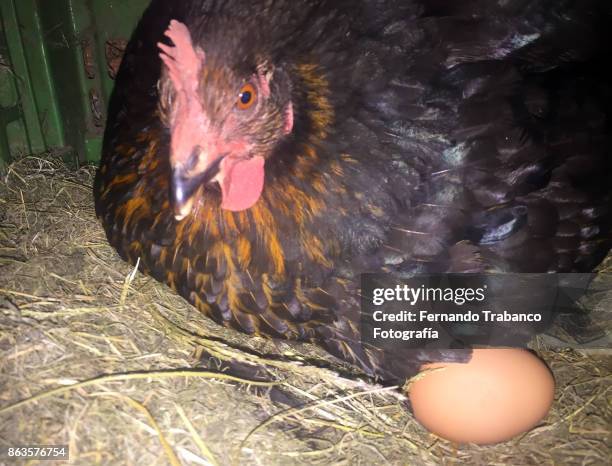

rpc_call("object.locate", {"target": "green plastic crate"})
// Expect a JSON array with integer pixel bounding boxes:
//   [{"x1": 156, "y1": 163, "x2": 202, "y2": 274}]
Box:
[{"x1": 0, "y1": 0, "x2": 150, "y2": 168}]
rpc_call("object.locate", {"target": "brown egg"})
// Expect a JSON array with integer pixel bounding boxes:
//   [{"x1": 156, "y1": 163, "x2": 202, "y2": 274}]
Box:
[{"x1": 408, "y1": 348, "x2": 555, "y2": 445}]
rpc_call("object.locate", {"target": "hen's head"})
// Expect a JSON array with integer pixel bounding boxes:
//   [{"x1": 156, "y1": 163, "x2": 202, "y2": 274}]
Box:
[{"x1": 157, "y1": 20, "x2": 294, "y2": 220}]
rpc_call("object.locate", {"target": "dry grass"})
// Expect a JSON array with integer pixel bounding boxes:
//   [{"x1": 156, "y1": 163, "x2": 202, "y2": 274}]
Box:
[{"x1": 0, "y1": 154, "x2": 610, "y2": 465}]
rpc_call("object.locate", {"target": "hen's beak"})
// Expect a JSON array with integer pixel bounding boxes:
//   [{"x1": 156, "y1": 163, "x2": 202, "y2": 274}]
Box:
[{"x1": 170, "y1": 153, "x2": 226, "y2": 221}]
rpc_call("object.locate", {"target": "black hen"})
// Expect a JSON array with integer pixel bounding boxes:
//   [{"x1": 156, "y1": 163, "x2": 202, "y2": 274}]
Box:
[{"x1": 95, "y1": 0, "x2": 612, "y2": 384}]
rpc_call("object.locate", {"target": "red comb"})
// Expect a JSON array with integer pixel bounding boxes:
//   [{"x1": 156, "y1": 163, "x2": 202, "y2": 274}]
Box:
[{"x1": 157, "y1": 19, "x2": 204, "y2": 94}]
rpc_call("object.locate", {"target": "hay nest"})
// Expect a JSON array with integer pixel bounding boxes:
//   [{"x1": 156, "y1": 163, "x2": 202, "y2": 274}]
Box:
[{"x1": 0, "y1": 154, "x2": 610, "y2": 465}]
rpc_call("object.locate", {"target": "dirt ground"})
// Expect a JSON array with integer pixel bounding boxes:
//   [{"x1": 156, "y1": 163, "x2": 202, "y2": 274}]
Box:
[{"x1": 0, "y1": 155, "x2": 610, "y2": 465}]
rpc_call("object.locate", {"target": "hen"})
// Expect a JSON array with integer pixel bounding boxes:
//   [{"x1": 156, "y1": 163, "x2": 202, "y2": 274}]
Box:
[{"x1": 95, "y1": 0, "x2": 612, "y2": 383}]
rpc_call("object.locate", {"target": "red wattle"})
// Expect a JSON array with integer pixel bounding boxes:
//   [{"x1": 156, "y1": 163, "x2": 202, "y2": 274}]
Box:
[{"x1": 220, "y1": 156, "x2": 265, "y2": 211}]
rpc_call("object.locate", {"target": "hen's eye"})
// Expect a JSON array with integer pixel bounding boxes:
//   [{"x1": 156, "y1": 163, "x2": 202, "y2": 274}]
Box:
[{"x1": 237, "y1": 83, "x2": 257, "y2": 110}]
